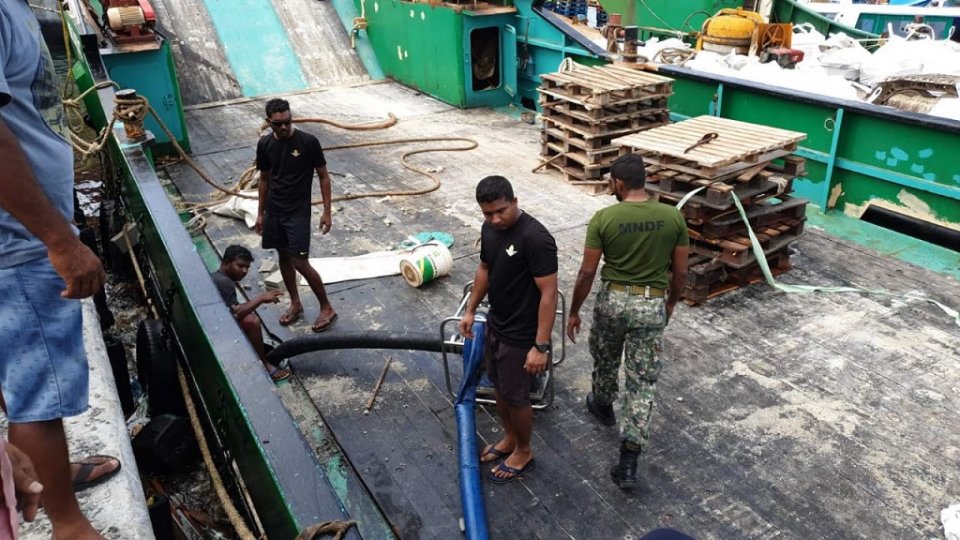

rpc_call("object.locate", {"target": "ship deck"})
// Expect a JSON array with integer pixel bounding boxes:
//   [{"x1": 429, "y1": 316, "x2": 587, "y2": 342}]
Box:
[{"x1": 164, "y1": 81, "x2": 960, "y2": 540}]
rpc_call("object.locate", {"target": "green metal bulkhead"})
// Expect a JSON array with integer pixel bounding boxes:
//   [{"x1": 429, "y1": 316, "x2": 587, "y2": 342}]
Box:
[
  {"x1": 356, "y1": 0, "x2": 521, "y2": 108},
  {"x1": 664, "y1": 70, "x2": 960, "y2": 233}
]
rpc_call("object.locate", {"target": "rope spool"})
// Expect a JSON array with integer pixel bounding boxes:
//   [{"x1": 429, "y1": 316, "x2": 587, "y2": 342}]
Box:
[
  {"x1": 654, "y1": 47, "x2": 695, "y2": 65},
  {"x1": 114, "y1": 89, "x2": 148, "y2": 140}
]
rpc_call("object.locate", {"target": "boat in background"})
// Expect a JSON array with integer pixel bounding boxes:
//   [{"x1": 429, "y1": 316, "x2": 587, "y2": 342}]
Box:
[
  {"x1": 789, "y1": 0, "x2": 960, "y2": 38},
  {"x1": 338, "y1": 0, "x2": 960, "y2": 237}
]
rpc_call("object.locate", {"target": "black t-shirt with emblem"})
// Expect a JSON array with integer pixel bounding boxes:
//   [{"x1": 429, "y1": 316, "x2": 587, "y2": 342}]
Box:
[
  {"x1": 480, "y1": 211, "x2": 558, "y2": 347},
  {"x1": 255, "y1": 129, "x2": 327, "y2": 214}
]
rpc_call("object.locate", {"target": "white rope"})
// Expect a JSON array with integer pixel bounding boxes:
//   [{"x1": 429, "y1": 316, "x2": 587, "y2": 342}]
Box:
[{"x1": 558, "y1": 57, "x2": 578, "y2": 72}]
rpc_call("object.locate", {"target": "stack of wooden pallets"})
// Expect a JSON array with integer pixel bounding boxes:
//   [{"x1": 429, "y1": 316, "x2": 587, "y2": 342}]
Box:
[
  {"x1": 614, "y1": 115, "x2": 809, "y2": 304},
  {"x1": 537, "y1": 65, "x2": 673, "y2": 192}
]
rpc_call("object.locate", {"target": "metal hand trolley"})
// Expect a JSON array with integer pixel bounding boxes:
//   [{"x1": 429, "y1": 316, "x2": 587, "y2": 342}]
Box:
[{"x1": 439, "y1": 281, "x2": 566, "y2": 410}]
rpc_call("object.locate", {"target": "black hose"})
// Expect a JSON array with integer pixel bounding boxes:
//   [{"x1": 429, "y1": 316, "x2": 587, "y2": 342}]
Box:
[{"x1": 265, "y1": 331, "x2": 446, "y2": 364}]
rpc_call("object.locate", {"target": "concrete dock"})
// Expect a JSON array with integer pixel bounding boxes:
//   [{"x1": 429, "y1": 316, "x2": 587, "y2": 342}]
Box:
[{"x1": 5, "y1": 300, "x2": 154, "y2": 540}]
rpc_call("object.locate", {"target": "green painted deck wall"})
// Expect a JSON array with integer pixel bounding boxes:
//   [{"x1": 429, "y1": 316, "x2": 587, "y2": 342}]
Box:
[
  {"x1": 668, "y1": 74, "x2": 960, "y2": 230},
  {"x1": 771, "y1": 0, "x2": 876, "y2": 40},
  {"x1": 599, "y1": 0, "x2": 715, "y2": 31},
  {"x1": 357, "y1": 0, "x2": 467, "y2": 106}
]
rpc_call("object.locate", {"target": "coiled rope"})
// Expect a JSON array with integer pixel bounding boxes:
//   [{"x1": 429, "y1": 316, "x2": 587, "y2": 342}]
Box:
[
  {"x1": 654, "y1": 47, "x2": 696, "y2": 65},
  {"x1": 64, "y1": 82, "x2": 479, "y2": 213}
]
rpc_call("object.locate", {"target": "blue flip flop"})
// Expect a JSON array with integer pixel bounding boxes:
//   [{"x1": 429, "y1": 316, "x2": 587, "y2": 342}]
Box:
[
  {"x1": 488, "y1": 458, "x2": 536, "y2": 484},
  {"x1": 479, "y1": 444, "x2": 511, "y2": 463}
]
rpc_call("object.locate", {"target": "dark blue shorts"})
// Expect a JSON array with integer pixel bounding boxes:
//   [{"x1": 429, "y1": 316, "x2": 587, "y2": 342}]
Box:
[{"x1": 0, "y1": 258, "x2": 89, "y2": 422}]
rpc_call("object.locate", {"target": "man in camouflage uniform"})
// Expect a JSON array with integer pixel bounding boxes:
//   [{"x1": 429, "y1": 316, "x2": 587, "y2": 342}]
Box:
[{"x1": 566, "y1": 154, "x2": 689, "y2": 489}]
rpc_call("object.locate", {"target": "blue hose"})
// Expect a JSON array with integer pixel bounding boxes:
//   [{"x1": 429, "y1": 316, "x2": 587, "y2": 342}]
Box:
[{"x1": 454, "y1": 318, "x2": 490, "y2": 540}]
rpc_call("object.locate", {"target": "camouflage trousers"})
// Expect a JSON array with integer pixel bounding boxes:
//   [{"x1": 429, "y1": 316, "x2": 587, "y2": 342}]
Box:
[{"x1": 588, "y1": 288, "x2": 667, "y2": 448}]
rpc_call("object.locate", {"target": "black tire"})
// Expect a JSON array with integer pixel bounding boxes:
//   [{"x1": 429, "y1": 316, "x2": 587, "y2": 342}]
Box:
[{"x1": 135, "y1": 320, "x2": 185, "y2": 417}]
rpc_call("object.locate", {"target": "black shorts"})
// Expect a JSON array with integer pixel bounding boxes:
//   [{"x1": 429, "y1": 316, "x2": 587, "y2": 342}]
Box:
[
  {"x1": 484, "y1": 330, "x2": 532, "y2": 407},
  {"x1": 262, "y1": 208, "x2": 311, "y2": 256}
]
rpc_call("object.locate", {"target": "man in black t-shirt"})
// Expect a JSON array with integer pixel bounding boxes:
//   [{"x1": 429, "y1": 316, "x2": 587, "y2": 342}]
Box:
[
  {"x1": 211, "y1": 245, "x2": 288, "y2": 382},
  {"x1": 460, "y1": 176, "x2": 558, "y2": 484},
  {"x1": 255, "y1": 98, "x2": 337, "y2": 333}
]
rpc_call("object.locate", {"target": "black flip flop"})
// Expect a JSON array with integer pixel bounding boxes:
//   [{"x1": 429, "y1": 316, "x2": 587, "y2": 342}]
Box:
[
  {"x1": 488, "y1": 458, "x2": 536, "y2": 484},
  {"x1": 72, "y1": 455, "x2": 122, "y2": 492}
]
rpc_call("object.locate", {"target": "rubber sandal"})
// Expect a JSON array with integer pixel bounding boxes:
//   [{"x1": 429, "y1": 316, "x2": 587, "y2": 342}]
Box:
[
  {"x1": 269, "y1": 367, "x2": 291, "y2": 382},
  {"x1": 279, "y1": 307, "x2": 303, "y2": 326},
  {"x1": 488, "y1": 458, "x2": 536, "y2": 484},
  {"x1": 72, "y1": 455, "x2": 122, "y2": 492},
  {"x1": 312, "y1": 313, "x2": 338, "y2": 333},
  {"x1": 479, "y1": 444, "x2": 512, "y2": 463}
]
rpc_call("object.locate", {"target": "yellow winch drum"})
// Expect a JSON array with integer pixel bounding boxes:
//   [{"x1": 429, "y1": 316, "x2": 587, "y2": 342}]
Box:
[{"x1": 698, "y1": 8, "x2": 766, "y2": 55}]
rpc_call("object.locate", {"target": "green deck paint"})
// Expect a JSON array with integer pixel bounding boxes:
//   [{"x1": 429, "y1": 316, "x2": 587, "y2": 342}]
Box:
[
  {"x1": 330, "y1": 0, "x2": 385, "y2": 79},
  {"x1": 202, "y1": 0, "x2": 306, "y2": 96},
  {"x1": 806, "y1": 207, "x2": 960, "y2": 281}
]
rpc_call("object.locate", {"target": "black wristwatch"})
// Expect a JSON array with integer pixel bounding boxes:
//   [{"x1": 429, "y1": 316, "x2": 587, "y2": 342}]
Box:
[{"x1": 534, "y1": 342, "x2": 550, "y2": 354}]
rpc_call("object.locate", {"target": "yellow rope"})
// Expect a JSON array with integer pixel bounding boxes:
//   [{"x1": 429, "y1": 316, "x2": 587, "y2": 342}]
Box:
[
  {"x1": 119, "y1": 221, "x2": 261, "y2": 538},
  {"x1": 295, "y1": 520, "x2": 357, "y2": 540},
  {"x1": 176, "y1": 365, "x2": 259, "y2": 540}
]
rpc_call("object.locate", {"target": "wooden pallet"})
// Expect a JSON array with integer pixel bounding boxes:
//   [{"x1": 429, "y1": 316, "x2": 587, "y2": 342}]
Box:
[
  {"x1": 542, "y1": 115, "x2": 667, "y2": 141},
  {"x1": 682, "y1": 248, "x2": 793, "y2": 305},
  {"x1": 541, "y1": 120, "x2": 667, "y2": 152},
  {"x1": 614, "y1": 116, "x2": 807, "y2": 178},
  {"x1": 538, "y1": 65, "x2": 674, "y2": 108},
  {"x1": 698, "y1": 195, "x2": 808, "y2": 238},
  {"x1": 541, "y1": 138, "x2": 620, "y2": 167},
  {"x1": 538, "y1": 95, "x2": 670, "y2": 121},
  {"x1": 688, "y1": 218, "x2": 804, "y2": 268},
  {"x1": 541, "y1": 104, "x2": 670, "y2": 136},
  {"x1": 630, "y1": 147, "x2": 796, "y2": 181},
  {"x1": 645, "y1": 174, "x2": 794, "y2": 210},
  {"x1": 541, "y1": 130, "x2": 619, "y2": 156},
  {"x1": 543, "y1": 153, "x2": 610, "y2": 181}
]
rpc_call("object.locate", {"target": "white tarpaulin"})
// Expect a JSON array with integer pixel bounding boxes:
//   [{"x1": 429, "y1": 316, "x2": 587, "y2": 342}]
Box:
[
  {"x1": 210, "y1": 190, "x2": 260, "y2": 228},
  {"x1": 296, "y1": 241, "x2": 452, "y2": 285}
]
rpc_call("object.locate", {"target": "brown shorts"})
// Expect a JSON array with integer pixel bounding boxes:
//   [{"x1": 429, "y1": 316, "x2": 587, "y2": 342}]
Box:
[{"x1": 484, "y1": 330, "x2": 532, "y2": 407}]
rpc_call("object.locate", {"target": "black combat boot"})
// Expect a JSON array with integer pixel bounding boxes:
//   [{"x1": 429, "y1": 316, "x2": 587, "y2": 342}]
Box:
[
  {"x1": 586, "y1": 392, "x2": 616, "y2": 426},
  {"x1": 609, "y1": 440, "x2": 641, "y2": 489}
]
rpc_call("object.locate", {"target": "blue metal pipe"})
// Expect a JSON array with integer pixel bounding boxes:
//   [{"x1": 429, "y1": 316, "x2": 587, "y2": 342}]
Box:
[{"x1": 454, "y1": 318, "x2": 490, "y2": 540}]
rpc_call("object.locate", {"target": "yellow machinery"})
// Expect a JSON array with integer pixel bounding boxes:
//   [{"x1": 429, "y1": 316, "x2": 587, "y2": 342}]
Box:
[{"x1": 696, "y1": 8, "x2": 792, "y2": 56}]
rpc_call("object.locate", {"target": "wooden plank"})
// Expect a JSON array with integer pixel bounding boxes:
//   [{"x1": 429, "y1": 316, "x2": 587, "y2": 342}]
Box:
[
  {"x1": 615, "y1": 116, "x2": 807, "y2": 168},
  {"x1": 636, "y1": 148, "x2": 794, "y2": 180},
  {"x1": 645, "y1": 174, "x2": 795, "y2": 210},
  {"x1": 689, "y1": 221, "x2": 804, "y2": 268},
  {"x1": 542, "y1": 115, "x2": 667, "y2": 141}
]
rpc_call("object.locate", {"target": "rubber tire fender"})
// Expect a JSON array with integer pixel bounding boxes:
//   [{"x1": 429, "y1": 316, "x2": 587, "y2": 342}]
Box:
[{"x1": 135, "y1": 319, "x2": 185, "y2": 417}]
